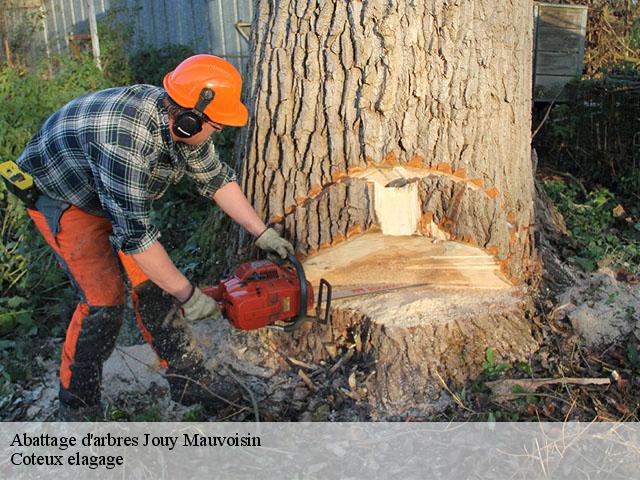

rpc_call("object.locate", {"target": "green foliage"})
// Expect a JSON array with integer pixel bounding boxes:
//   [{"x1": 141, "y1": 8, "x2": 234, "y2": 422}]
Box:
[
  {"x1": 108, "y1": 406, "x2": 129, "y2": 421},
  {"x1": 129, "y1": 44, "x2": 196, "y2": 86},
  {"x1": 0, "y1": 55, "x2": 115, "y2": 344},
  {"x1": 589, "y1": 6, "x2": 640, "y2": 76},
  {"x1": 533, "y1": 1, "x2": 639, "y2": 204},
  {"x1": 0, "y1": 58, "x2": 112, "y2": 160},
  {"x1": 481, "y1": 348, "x2": 512, "y2": 379},
  {"x1": 129, "y1": 405, "x2": 162, "y2": 422},
  {"x1": 515, "y1": 361, "x2": 533, "y2": 377},
  {"x1": 182, "y1": 406, "x2": 204, "y2": 422},
  {"x1": 543, "y1": 178, "x2": 640, "y2": 273},
  {"x1": 0, "y1": 337, "x2": 34, "y2": 399},
  {"x1": 536, "y1": 78, "x2": 640, "y2": 199}
]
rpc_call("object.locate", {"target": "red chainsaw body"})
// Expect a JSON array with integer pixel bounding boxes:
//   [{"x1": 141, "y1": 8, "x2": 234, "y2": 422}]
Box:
[{"x1": 201, "y1": 260, "x2": 314, "y2": 330}]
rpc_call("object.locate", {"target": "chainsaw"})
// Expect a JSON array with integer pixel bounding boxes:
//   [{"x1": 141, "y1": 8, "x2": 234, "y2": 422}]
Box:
[{"x1": 201, "y1": 255, "x2": 332, "y2": 332}]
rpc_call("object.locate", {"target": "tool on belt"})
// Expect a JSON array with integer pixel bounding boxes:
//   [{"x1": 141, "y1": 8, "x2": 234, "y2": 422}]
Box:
[
  {"x1": 0, "y1": 160, "x2": 39, "y2": 208},
  {"x1": 201, "y1": 255, "x2": 332, "y2": 332}
]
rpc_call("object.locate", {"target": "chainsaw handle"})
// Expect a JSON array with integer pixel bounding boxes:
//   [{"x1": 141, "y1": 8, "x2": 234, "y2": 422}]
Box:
[
  {"x1": 277, "y1": 254, "x2": 309, "y2": 332},
  {"x1": 269, "y1": 254, "x2": 332, "y2": 332}
]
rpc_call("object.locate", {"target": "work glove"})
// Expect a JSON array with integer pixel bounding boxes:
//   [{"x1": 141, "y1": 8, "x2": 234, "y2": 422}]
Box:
[
  {"x1": 255, "y1": 227, "x2": 295, "y2": 259},
  {"x1": 181, "y1": 286, "x2": 223, "y2": 322}
]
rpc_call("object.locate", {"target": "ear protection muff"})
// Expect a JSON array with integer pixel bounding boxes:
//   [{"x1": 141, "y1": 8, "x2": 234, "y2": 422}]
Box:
[{"x1": 172, "y1": 88, "x2": 216, "y2": 138}]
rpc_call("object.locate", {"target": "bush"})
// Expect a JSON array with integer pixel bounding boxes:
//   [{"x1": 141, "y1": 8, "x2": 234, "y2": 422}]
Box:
[
  {"x1": 534, "y1": 77, "x2": 640, "y2": 204},
  {"x1": 543, "y1": 177, "x2": 640, "y2": 273},
  {"x1": 0, "y1": 57, "x2": 112, "y2": 159},
  {"x1": 129, "y1": 44, "x2": 195, "y2": 86},
  {"x1": 0, "y1": 57, "x2": 114, "y2": 348}
]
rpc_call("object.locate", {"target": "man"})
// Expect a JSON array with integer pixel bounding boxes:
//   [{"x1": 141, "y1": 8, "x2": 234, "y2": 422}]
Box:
[{"x1": 10, "y1": 54, "x2": 293, "y2": 420}]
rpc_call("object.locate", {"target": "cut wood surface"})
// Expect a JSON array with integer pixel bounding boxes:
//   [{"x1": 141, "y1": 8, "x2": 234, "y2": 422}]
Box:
[{"x1": 303, "y1": 232, "x2": 513, "y2": 296}]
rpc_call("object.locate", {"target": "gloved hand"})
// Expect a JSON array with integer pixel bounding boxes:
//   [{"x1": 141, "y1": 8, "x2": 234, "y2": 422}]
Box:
[
  {"x1": 255, "y1": 227, "x2": 295, "y2": 259},
  {"x1": 181, "y1": 286, "x2": 223, "y2": 322}
]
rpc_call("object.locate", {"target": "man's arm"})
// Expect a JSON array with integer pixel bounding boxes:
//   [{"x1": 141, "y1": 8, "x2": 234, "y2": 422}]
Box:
[
  {"x1": 212, "y1": 181, "x2": 267, "y2": 236},
  {"x1": 131, "y1": 241, "x2": 193, "y2": 302},
  {"x1": 131, "y1": 181, "x2": 268, "y2": 301}
]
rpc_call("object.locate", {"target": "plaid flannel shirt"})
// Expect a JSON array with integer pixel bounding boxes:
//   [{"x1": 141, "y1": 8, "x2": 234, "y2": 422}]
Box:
[{"x1": 16, "y1": 85, "x2": 237, "y2": 254}]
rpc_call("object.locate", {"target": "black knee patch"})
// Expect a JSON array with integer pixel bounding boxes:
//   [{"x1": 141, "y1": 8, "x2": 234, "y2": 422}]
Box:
[
  {"x1": 62, "y1": 305, "x2": 124, "y2": 408},
  {"x1": 134, "y1": 281, "x2": 204, "y2": 371}
]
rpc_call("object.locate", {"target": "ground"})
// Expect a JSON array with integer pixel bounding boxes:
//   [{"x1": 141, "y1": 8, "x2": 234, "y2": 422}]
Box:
[{"x1": 1, "y1": 264, "x2": 638, "y2": 422}]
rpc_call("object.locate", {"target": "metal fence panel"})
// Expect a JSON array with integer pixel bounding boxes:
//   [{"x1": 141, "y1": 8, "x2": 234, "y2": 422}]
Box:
[{"x1": 2, "y1": 0, "x2": 253, "y2": 71}]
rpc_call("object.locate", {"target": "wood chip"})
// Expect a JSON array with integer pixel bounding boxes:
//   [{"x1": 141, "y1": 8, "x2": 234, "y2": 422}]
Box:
[
  {"x1": 348, "y1": 371, "x2": 357, "y2": 390},
  {"x1": 612, "y1": 204, "x2": 625, "y2": 218},
  {"x1": 323, "y1": 342, "x2": 338, "y2": 358},
  {"x1": 288, "y1": 357, "x2": 319, "y2": 370},
  {"x1": 542, "y1": 403, "x2": 555, "y2": 417},
  {"x1": 487, "y1": 377, "x2": 611, "y2": 402},
  {"x1": 339, "y1": 387, "x2": 362, "y2": 401},
  {"x1": 298, "y1": 369, "x2": 316, "y2": 391},
  {"x1": 329, "y1": 349, "x2": 354, "y2": 375}
]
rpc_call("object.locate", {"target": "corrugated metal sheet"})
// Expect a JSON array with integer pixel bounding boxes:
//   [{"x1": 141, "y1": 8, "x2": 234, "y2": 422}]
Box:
[{"x1": 3, "y1": 0, "x2": 253, "y2": 73}]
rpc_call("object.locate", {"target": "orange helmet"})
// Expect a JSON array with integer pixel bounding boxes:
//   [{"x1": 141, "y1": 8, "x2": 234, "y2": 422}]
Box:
[{"x1": 163, "y1": 54, "x2": 248, "y2": 127}]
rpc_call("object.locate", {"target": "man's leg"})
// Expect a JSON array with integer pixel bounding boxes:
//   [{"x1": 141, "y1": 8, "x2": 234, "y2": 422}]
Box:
[
  {"x1": 27, "y1": 198, "x2": 126, "y2": 419},
  {"x1": 118, "y1": 254, "x2": 203, "y2": 371},
  {"x1": 118, "y1": 254, "x2": 240, "y2": 409}
]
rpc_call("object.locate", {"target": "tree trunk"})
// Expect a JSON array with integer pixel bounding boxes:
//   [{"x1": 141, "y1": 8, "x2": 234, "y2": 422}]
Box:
[{"x1": 228, "y1": 0, "x2": 540, "y2": 417}]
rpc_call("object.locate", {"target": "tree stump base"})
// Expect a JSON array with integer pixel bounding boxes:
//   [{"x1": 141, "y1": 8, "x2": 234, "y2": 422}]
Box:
[{"x1": 231, "y1": 233, "x2": 539, "y2": 417}]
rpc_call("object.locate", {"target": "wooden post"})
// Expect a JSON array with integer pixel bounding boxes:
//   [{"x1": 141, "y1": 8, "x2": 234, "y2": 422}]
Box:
[
  {"x1": 0, "y1": 0, "x2": 12, "y2": 66},
  {"x1": 85, "y1": 0, "x2": 101, "y2": 70}
]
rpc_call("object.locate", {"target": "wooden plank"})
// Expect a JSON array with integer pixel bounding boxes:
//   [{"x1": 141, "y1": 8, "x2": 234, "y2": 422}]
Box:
[
  {"x1": 533, "y1": 4, "x2": 588, "y2": 102},
  {"x1": 536, "y1": 27, "x2": 583, "y2": 53},
  {"x1": 536, "y1": 50, "x2": 581, "y2": 76},
  {"x1": 537, "y1": 5, "x2": 588, "y2": 30}
]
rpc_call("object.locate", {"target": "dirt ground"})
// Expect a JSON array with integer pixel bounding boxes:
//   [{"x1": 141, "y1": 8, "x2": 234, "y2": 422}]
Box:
[{"x1": 1, "y1": 264, "x2": 638, "y2": 423}]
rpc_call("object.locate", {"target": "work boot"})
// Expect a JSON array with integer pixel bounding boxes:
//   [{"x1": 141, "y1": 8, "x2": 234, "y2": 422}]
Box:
[
  {"x1": 58, "y1": 402, "x2": 104, "y2": 422},
  {"x1": 166, "y1": 364, "x2": 243, "y2": 411}
]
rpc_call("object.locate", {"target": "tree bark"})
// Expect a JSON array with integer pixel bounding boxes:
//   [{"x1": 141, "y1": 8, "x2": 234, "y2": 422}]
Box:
[{"x1": 226, "y1": 0, "x2": 540, "y2": 417}]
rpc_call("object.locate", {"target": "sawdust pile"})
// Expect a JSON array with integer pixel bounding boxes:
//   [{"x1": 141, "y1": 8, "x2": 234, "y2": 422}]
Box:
[{"x1": 559, "y1": 268, "x2": 639, "y2": 347}]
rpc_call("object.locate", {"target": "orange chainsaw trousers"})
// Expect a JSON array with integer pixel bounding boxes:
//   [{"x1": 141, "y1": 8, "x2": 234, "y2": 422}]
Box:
[{"x1": 25, "y1": 195, "x2": 191, "y2": 409}]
